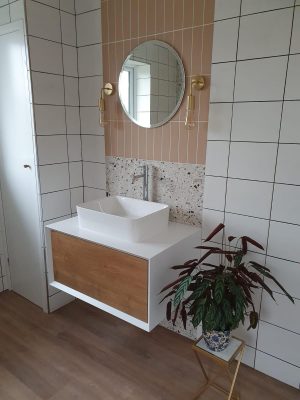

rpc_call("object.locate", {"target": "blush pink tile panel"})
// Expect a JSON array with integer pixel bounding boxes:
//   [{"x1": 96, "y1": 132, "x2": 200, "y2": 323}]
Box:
[{"x1": 101, "y1": 0, "x2": 214, "y2": 164}]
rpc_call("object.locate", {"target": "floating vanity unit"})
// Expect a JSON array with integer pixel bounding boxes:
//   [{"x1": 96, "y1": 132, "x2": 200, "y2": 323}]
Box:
[{"x1": 46, "y1": 197, "x2": 201, "y2": 332}]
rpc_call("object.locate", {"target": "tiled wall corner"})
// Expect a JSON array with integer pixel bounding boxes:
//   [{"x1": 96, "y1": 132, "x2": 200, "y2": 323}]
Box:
[{"x1": 205, "y1": 0, "x2": 300, "y2": 387}]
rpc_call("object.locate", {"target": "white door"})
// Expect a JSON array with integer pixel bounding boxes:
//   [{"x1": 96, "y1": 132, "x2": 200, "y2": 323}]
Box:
[{"x1": 0, "y1": 21, "x2": 46, "y2": 309}]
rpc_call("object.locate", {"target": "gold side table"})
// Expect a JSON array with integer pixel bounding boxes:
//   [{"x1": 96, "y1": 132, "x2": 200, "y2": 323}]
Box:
[{"x1": 192, "y1": 336, "x2": 245, "y2": 400}]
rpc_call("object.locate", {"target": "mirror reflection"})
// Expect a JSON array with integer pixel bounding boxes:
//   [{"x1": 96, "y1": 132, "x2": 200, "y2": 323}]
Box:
[{"x1": 118, "y1": 40, "x2": 185, "y2": 128}]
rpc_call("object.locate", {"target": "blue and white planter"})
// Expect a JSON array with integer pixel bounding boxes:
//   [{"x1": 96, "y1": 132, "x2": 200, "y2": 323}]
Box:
[{"x1": 203, "y1": 330, "x2": 231, "y2": 352}]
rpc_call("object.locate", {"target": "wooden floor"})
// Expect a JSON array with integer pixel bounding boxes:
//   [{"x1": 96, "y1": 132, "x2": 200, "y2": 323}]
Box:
[{"x1": 0, "y1": 292, "x2": 298, "y2": 400}]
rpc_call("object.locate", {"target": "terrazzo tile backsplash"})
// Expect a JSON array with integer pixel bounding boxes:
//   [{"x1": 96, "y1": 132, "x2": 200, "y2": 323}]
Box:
[{"x1": 106, "y1": 156, "x2": 205, "y2": 227}]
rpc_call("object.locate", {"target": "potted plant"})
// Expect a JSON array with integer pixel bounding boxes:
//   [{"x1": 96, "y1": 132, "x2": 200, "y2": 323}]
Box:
[{"x1": 161, "y1": 223, "x2": 294, "y2": 352}]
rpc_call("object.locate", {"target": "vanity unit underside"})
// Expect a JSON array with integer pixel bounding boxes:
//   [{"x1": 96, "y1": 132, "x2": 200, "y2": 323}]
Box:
[{"x1": 46, "y1": 218, "x2": 201, "y2": 331}]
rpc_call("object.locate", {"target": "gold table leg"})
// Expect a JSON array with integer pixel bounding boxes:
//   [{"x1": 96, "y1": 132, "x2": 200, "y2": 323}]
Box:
[{"x1": 193, "y1": 346, "x2": 244, "y2": 400}]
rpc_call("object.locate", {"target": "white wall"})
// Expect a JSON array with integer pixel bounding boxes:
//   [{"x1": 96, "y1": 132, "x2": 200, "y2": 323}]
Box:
[
  {"x1": 204, "y1": 0, "x2": 300, "y2": 388},
  {"x1": 0, "y1": 0, "x2": 28, "y2": 294}
]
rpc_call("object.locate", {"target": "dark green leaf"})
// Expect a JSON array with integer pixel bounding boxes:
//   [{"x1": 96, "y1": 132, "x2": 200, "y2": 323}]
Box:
[
  {"x1": 214, "y1": 276, "x2": 224, "y2": 304},
  {"x1": 173, "y1": 275, "x2": 192, "y2": 307}
]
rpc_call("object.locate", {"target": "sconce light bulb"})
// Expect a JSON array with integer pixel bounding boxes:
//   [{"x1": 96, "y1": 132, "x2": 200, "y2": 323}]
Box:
[{"x1": 185, "y1": 94, "x2": 196, "y2": 130}]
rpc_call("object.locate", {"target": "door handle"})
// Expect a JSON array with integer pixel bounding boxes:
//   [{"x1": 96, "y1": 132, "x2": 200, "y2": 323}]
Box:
[{"x1": 23, "y1": 164, "x2": 31, "y2": 169}]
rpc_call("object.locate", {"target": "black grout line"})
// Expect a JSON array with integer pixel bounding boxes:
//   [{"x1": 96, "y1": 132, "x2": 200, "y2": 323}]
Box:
[
  {"x1": 259, "y1": 319, "x2": 300, "y2": 340},
  {"x1": 214, "y1": 5, "x2": 296, "y2": 23},
  {"x1": 212, "y1": 53, "x2": 297, "y2": 64},
  {"x1": 30, "y1": 0, "x2": 75, "y2": 15},
  {"x1": 256, "y1": 348, "x2": 300, "y2": 370},
  {"x1": 203, "y1": 207, "x2": 300, "y2": 228},
  {"x1": 41, "y1": 185, "x2": 83, "y2": 196},
  {"x1": 205, "y1": 174, "x2": 300, "y2": 187},
  {"x1": 210, "y1": 99, "x2": 300, "y2": 103},
  {"x1": 76, "y1": 7, "x2": 101, "y2": 16}
]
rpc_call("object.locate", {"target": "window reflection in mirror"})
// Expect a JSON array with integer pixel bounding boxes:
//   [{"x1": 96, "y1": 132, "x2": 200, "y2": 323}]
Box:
[{"x1": 118, "y1": 40, "x2": 185, "y2": 128}]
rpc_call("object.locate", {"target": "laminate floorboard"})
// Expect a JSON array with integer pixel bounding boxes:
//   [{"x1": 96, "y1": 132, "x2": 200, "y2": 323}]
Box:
[{"x1": 0, "y1": 292, "x2": 298, "y2": 400}]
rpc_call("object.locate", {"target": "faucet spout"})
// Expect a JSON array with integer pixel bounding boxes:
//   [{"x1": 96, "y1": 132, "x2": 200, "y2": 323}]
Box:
[{"x1": 132, "y1": 165, "x2": 149, "y2": 201}]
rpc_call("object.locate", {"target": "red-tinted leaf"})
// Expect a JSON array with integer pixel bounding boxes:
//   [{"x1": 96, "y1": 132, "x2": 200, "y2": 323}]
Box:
[
  {"x1": 179, "y1": 267, "x2": 195, "y2": 276},
  {"x1": 228, "y1": 236, "x2": 236, "y2": 242},
  {"x1": 241, "y1": 237, "x2": 248, "y2": 254},
  {"x1": 225, "y1": 254, "x2": 233, "y2": 262},
  {"x1": 181, "y1": 306, "x2": 187, "y2": 329},
  {"x1": 172, "y1": 304, "x2": 180, "y2": 326},
  {"x1": 184, "y1": 259, "x2": 198, "y2": 266},
  {"x1": 166, "y1": 301, "x2": 172, "y2": 321},
  {"x1": 204, "y1": 223, "x2": 225, "y2": 242},
  {"x1": 159, "y1": 289, "x2": 176, "y2": 304},
  {"x1": 195, "y1": 245, "x2": 222, "y2": 250},
  {"x1": 242, "y1": 236, "x2": 264, "y2": 251},
  {"x1": 160, "y1": 276, "x2": 185, "y2": 293}
]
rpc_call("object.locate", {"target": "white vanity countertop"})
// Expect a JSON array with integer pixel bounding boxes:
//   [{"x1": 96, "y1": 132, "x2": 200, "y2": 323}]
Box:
[{"x1": 46, "y1": 217, "x2": 201, "y2": 260}]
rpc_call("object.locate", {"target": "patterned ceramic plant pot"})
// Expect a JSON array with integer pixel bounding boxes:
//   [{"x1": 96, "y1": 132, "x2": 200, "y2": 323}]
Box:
[{"x1": 203, "y1": 330, "x2": 231, "y2": 352}]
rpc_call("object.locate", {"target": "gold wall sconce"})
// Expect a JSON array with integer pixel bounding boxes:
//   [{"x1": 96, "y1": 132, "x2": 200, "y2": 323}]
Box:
[
  {"x1": 99, "y1": 83, "x2": 114, "y2": 127},
  {"x1": 185, "y1": 75, "x2": 205, "y2": 130}
]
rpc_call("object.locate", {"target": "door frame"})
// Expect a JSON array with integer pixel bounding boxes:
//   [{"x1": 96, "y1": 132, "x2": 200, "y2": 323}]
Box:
[{"x1": 0, "y1": 20, "x2": 48, "y2": 312}]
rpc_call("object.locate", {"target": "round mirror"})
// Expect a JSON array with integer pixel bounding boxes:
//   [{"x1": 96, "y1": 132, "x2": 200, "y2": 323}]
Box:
[{"x1": 118, "y1": 40, "x2": 185, "y2": 128}]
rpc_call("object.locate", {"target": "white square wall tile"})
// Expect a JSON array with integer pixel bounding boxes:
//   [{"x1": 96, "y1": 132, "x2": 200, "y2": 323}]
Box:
[
  {"x1": 34, "y1": 105, "x2": 66, "y2": 135},
  {"x1": 69, "y1": 162, "x2": 83, "y2": 188},
  {"x1": 226, "y1": 179, "x2": 273, "y2": 219},
  {"x1": 241, "y1": 0, "x2": 294, "y2": 14},
  {"x1": 37, "y1": 135, "x2": 68, "y2": 164},
  {"x1": 78, "y1": 44, "x2": 102, "y2": 77},
  {"x1": 285, "y1": 55, "x2": 300, "y2": 100},
  {"x1": 39, "y1": 164, "x2": 69, "y2": 193},
  {"x1": 255, "y1": 351, "x2": 300, "y2": 389},
  {"x1": 207, "y1": 103, "x2": 232, "y2": 141},
  {"x1": 61, "y1": 11, "x2": 76, "y2": 46},
  {"x1": 272, "y1": 184, "x2": 300, "y2": 225},
  {"x1": 275, "y1": 144, "x2": 300, "y2": 184},
  {"x1": 10, "y1": 0, "x2": 25, "y2": 22},
  {"x1": 280, "y1": 101, "x2": 300, "y2": 143},
  {"x1": 257, "y1": 321, "x2": 300, "y2": 368},
  {"x1": 231, "y1": 102, "x2": 282, "y2": 142},
  {"x1": 202, "y1": 209, "x2": 225, "y2": 243},
  {"x1": 34, "y1": 0, "x2": 58, "y2": 6},
  {"x1": 76, "y1": 9, "x2": 101, "y2": 46},
  {"x1": 26, "y1": 0, "x2": 61, "y2": 42},
  {"x1": 291, "y1": 7, "x2": 300, "y2": 54},
  {"x1": 205, "y1": 141, "x2": 230, "y2": 177},
  {"x1": 79, "y1": 76, "x2": 102, "y2": 107},
  {"x1": 29, "y1": 37, "x2": 63, "y2": 75},
  {"x1": 235, "y1": 57, "x2": 288, "y2": 101},
  {"x1": 266, "y1": 256, "x2": 300, "y2": 300},
  {"x1": 32, "y1": 72, "x2": 64, "y2": 105},
  {"x1": 0, "y1": 0, "x2": 8, "y2": 6},
  {"x1": 224, "y1": 213, "x2": 269, "y2": 253},
  {"x1": 66, "y1": 107, "x2": 80, "y2": 134},
  {"x1": 214, "y1": 0, "x2": 241, "y2": 20},
  {"x1": 238, "y1": 9, "x2": 293, "y2": 60},
  {"x1": 75, "y1": 0, "x2": 100, "y2": 13},
  {"x1": 268, "y1": 221, "x2": 300, "y2": 263},
  {"x1": 60, "y1": 0, "x2": 75, "y2": 14},
  {"x1": 210, "y1": 63, "x2": 235, "y2": 103},
  {"x1": 67, "y1": 135, "x2": 82, "y2": 161},
  {"x1": 0, "y1": 5, "x2": 9, "y2": 25},
  {"x1": 82, "y1": 136, "x2": 105, "y2": 163},
  {"x1": 83, "y1": 162, "x2": 106, "y2": 189},
  {"x1": 261, "y1": 292, "x2": 299, "y2": 334},
  {"x1": 228, "y1": 142, "x2": 277, "y2": 181},
  {"x1": 63, "y1": 45, "x2": 78, "y2": 77},
  {"x1": 41, "y1": 190, "x2": 70, "y2": 221},
  {"x1": 84, "y1": 187, "x2": 106, "y2": 202},
  {"x1": 64, "y1": 77, "x2": 79, "y2": 106},
  {"x1": 80, "y1": 107, "x2": 104, "y2": 135},
  {"x1": 71, "y1": 187, "x2": 83, "y2": 213},
  {"x1": 203, "y1": 176, "x2": 226, "y2": 211},
  {"x1": 212, "y1": 18, "x2": 239, "y2": 63}
]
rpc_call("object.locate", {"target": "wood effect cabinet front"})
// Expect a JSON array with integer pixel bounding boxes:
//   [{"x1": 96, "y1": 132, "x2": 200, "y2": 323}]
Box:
[{"x1": 51, "y1": 231, "x2": 148, "y2": 322}]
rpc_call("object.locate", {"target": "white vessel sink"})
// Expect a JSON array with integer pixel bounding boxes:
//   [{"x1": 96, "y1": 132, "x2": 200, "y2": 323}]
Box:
[{"x1": 77, "y1": 196, "x2": 169, "y2": 242}]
